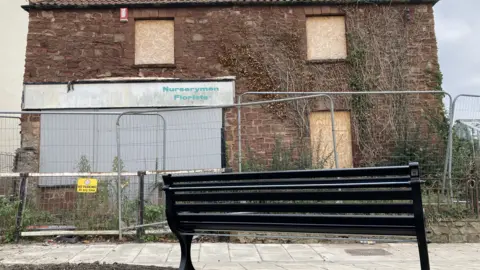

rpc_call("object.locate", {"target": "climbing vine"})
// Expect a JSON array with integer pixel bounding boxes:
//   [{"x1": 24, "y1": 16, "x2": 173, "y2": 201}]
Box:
[
  {"x1": 218, "y1": 14, "x2": 346, "y2": 138},
  {"x1": 217, "y1": 5, "x2": 445, "y2": 172}
]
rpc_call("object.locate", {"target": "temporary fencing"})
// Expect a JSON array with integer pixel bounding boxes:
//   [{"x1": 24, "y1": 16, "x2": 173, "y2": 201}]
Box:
[{"x1": 1, "y1": 90, "x2": 480, "y2": 243}]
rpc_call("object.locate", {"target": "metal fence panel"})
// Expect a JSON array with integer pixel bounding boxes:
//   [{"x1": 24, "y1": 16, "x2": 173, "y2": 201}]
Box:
[
  {"x1": 24, "y1": 175, "x2": 121, "y2": 232},
  {"x1": 237, "y1": 92, "x2": 450, "y2": 184},
  {"x1": 161, "y1": 108, "x2": 223, "y2": 170},
  {"x1": 448, "y1": 95, "x2": 480, "y2": 214},
  {"x1": 3, "y1": 90, "x2": 479, "y2": 242},
  {"x1": 0, "y1": 116, "x2": 20, "y2": 173},
  {"x1": 0, "y1": 108, "x2": 226, "y2": 240},
  {"x1": 39, "y1": 113, "x2": 96, "y2": 180},
  {"x1": 0, "y1": 115, "x2": 21, "y2": 241},
  {"x1": 115, "y1": 108, "x2": 224, "y2": 236}
]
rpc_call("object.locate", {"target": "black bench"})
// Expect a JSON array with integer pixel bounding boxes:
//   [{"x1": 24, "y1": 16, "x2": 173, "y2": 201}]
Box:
[{"x1": 163, "y1": 162, "x2": 430, "y2": 270}]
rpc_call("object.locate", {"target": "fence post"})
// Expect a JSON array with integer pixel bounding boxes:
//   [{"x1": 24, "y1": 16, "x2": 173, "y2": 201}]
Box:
[
  {"x1": 137, "y1": 171, "x2": 146, "y2": 241},
  {"x1": 237, "y1": 97, "x2": 243, "y2": 172},
  {"x1": 467, "y1": 180, "x2": 479, "y2": 218},
  {"x1": 115, "y1": 111, "x2": 167, "y2": 240},
  {"x1": 14, "y1": 173, "x2": 28, "y2": 243},
  {"x1": 221, "y1": 126, "x2": 227, "y2": 169}
]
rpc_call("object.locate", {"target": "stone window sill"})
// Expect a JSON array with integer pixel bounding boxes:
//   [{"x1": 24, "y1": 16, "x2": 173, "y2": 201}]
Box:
[
  {"x1": 134, "y1": 64, "x2": 176, "y2": 68},
  {"x1": 307, "y1": 59, "x2": 346, "y2": 64}
]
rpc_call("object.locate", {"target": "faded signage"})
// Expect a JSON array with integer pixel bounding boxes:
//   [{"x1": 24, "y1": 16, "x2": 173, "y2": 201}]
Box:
[
  {"x1": 23, "y1": 79, "x2": 235, "y2": 109},
  {"x1": 163, "y1": 85, "x2": 220, "y2": 101}
]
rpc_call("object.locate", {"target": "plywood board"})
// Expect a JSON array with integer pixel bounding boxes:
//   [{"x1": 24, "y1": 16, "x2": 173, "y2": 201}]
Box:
[
  {"x1": 306, "y1": 16, "x2": 347, "y2": 60},
  {"x1": 135, "y1": 20, "x2": 174, "y2": 65},
  {"x1": 310, "y1": 111, "x2": 353, "y2": 168}
]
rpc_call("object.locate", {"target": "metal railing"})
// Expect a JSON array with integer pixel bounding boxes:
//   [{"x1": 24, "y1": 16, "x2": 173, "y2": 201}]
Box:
[{"x1": 1, "y1": 90, "x2": 480, "y2": 243}]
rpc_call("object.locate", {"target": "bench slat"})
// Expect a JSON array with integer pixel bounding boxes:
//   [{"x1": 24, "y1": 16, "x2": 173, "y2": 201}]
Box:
[
  {"x1": 164, "y1": 165, "x2": 410, "y2": 183},
  {"x1": 175, "y1": 203, "x2": 415, "y2": 214},
  {"x1": 171, "y1": 176, "x2": 411, "y2": 187},
  {"x1": 164, "y1": 163, "x2": 431, "y2": 270},
  {"x1": 173, "y1": 189, "x2": 413, "y2": 202},
  {"x1": 180, "y1": 223, "x2": 417, "y2": 236},
  {"x1": 169, "y1": 181, "x2": 412, "y2": 191},
  {"x1": 178, "y1": 213, "x2": 415, "y2": 226}
]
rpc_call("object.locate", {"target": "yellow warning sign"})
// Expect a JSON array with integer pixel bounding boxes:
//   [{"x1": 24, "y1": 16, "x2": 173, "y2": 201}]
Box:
[{"x1": 77, "y1": 178, "x2": 98, "y2": 193}]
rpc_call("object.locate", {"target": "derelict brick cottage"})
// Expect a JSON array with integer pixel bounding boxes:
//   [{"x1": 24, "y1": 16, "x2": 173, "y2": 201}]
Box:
[{"x1": 18, "y1": 0, "x2": 444, "y2": 209}]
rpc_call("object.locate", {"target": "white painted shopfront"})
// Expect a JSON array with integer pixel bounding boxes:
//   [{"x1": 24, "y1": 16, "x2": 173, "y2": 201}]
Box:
[{"x1": 23, "y1": 78, "x2": 235, "y2": 187}]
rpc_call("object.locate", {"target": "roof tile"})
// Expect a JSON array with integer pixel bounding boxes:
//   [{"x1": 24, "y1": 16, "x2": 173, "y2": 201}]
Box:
[{"x1": 28, "y1": 0, "x2": 439, "y2": 8}]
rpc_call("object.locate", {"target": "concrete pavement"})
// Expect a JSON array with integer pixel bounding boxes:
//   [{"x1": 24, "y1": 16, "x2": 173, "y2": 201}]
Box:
[{"x1": 0, "y1": 242, "x2": 479, "y2": 269}]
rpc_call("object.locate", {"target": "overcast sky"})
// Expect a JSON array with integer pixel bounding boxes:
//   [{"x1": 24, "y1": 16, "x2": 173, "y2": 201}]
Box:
[
  {"x1": 0, "y1": 0, "x2": 477, "y2": 111},
  {"x1": 435, "y1": 0, "x2": 479, "y2": 97},
  {"x1": 0, "y1": 0, "x2": 27, "y2": 111}
]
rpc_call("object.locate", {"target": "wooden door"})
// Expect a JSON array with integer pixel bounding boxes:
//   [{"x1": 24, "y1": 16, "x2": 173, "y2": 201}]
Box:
[{"x1": 309, "y1": 111, "x2": 353, "y2": 169}]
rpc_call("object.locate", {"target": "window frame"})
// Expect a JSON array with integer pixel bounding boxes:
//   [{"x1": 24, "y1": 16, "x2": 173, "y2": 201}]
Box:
[
  {"x1": 305, "y1": 15, "x2": 348, "y2": 63},
  {"x1": 133, "y1": 18, "x2": 176, "y2": 68}
]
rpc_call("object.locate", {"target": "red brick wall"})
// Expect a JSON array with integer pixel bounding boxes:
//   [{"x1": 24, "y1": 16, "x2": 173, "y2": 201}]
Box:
[
  {"x1": 24, "y1": 4, "x2": 441, "y2": 170},
  {"x1": 38, "y1": 186, "x2": 77, "y2": 212},
  {"x1": 24, "y1": 5, "x2": 439, "y2": 84}
]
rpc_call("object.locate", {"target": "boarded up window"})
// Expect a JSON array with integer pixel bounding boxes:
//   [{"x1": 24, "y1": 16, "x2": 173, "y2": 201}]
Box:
[
  {"x1": 310, "y1": 111, "x2": 353, "y2": 169},
  {"x1": 135, "y1": 20, "x2": 174, "y2": 65},
  {"x1": 306, "y1": 16, "x2": 347, "y2": 60}
]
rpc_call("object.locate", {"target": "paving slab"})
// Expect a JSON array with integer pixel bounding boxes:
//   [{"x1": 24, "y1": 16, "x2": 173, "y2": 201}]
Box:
[
  {"x1": 229, "y1": 243, "x2": 261, "y2": 262},
  {"x1": 102, "y1": 243, "x2": 145, "y2": 264},
  {"x1": 283, "y1": 244, "x2": 325, "y2": 262},
  {"x1": 132, "y1": 243, "x2": 173, "y2": 266},
  {"x1": 256, "y1": 244, "x2": 293, "y2": 262},
  {"x1": 69, "y1": 244, "x2": 116, "y2": 263},
  {"x1": 202, "y1": 262, "x2": 247, "y2": 270},
  {"x1": 239, "y1": 262, "x2": 286, "y2": 270},
  {"x1": 274, "y1": 262, "x2": 328, "y2": 270},
  {"x1": 199, "y1": 243, "x2": 230, "y2": 263},
  {"x1": 36, "y1": 245, "x2": 88, "y2": 264},
  {"x1": 229, "y1": 244, "x2": 257, "y2": 250},
  {"x1": 230, "y1": 248, "x2": 262, "y2": 262},
  {"x1": 167, "y1": 244, "x2": 201, "y2": 263},
  {"x1": 0, "y1": 245, "x2": 53, "y2": 264},
  {"x1": 0, "y1": 242, "x2": 480, "y2": 269}
]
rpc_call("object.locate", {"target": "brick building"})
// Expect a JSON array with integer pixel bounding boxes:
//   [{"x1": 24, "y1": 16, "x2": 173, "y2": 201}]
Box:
[{"x1": 19, "y1": 0, "x2": 443, "y2": 183}]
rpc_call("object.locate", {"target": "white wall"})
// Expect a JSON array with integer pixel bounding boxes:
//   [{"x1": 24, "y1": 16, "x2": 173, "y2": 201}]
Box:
[{"x1": 0, "y1": 0, "x2": 28, "y2": 157}]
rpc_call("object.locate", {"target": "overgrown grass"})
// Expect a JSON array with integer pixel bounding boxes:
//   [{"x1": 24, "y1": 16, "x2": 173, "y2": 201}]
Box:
[
  {"x1": 240, "y1": 130, "x2": 479, "y2": 222},
  {"x1": 0, "y1": 198, "x2": 54, "y2": 243},
  {"x1": 242, "y1": 136, "x2": 332, "y2": 172},
  {"x1": 144, "y1": 204, "x2": 165, "y2": 224}
]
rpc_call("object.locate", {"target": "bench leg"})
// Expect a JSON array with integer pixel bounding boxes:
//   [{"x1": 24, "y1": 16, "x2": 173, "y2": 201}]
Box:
[
  {"x1": 176, "y1": 234, "x2": 195, "y2": 270},
  {"x1": 417, "y1": 230, "x2": 430, "y2": 270}
]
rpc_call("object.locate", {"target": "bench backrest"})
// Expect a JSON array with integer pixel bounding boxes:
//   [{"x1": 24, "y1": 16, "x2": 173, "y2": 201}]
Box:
[{"x1": 163, "y1": 162, "x2": 425, "y2": 237}]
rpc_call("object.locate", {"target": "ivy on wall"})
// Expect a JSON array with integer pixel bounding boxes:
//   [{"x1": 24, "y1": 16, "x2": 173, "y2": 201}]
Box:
[{"x1": 218, "y1": 5, "x2": 447, "y2": 177}]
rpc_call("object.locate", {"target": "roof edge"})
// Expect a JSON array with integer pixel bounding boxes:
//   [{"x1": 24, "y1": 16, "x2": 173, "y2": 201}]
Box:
[{"x1": 22, "y1": 0, "x2": 440, "y2": 11}]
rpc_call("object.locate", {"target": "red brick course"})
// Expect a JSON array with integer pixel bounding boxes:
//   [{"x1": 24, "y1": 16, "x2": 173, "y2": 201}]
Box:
[{"x1": 24, "y1": 4, "x2": 441, "y2": 170}]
